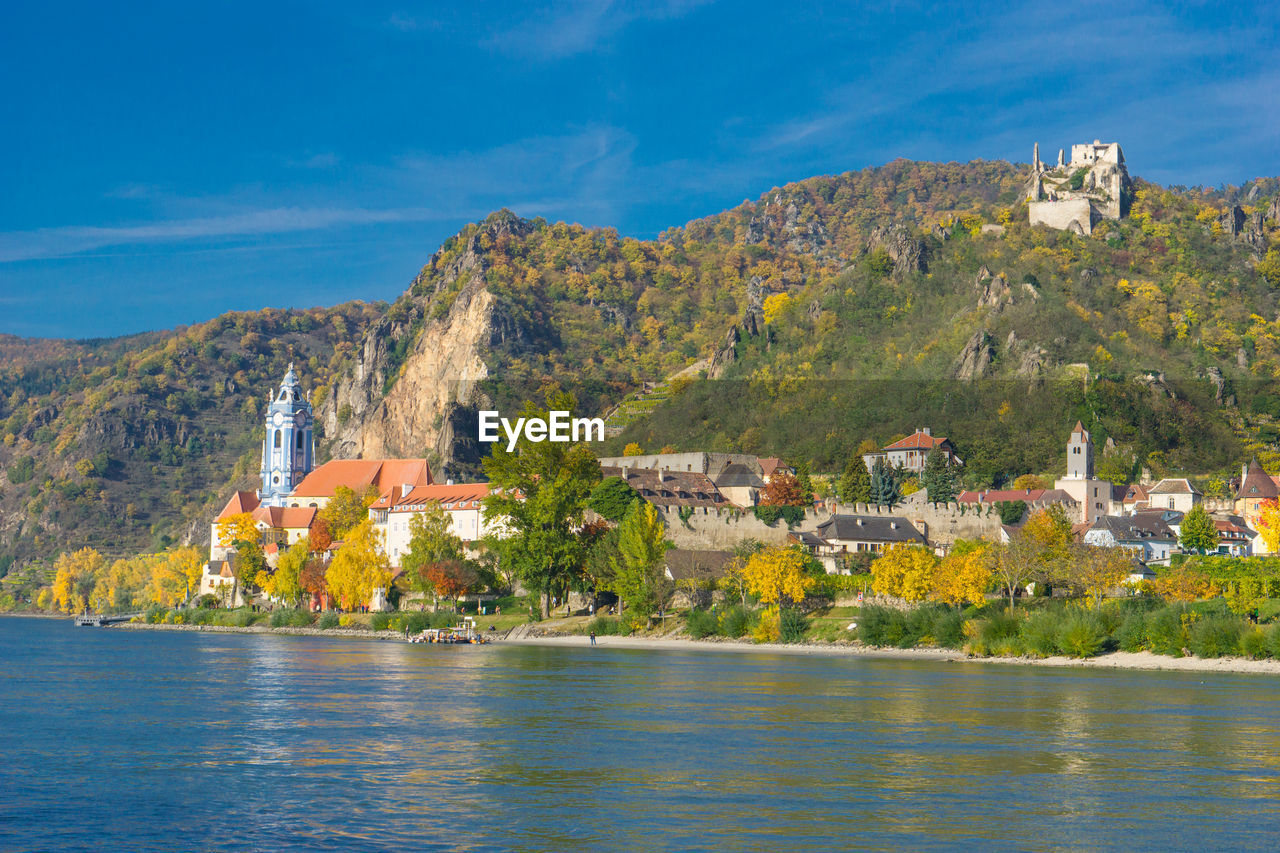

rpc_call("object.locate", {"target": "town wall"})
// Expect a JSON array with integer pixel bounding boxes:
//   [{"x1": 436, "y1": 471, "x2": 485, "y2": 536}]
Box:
[
  {"x1": 1029, "y1": 198, "x2": 1093, "y2": 234},
  {"x1": 657, "y1": 500, "x2": 1025, "y2": 551}
]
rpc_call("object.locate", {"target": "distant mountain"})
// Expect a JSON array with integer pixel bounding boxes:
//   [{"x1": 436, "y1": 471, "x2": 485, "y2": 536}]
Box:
[{"x1": 2, "y1": 157, "x2": 1279, "y2": 576}]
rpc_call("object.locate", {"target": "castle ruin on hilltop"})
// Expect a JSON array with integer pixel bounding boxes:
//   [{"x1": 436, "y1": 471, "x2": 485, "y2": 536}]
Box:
[{"x1": 1026, "y1": 140, "x2": 1132, "y2": 234}]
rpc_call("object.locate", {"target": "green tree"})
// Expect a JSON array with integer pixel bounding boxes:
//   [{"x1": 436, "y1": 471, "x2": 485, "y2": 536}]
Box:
[
  {"x1": 920, "y1": 446, "x2": 959, "y2": 503},
  {"x1": 402, "y1": 503, "x2": 467, "y2": 609},
  {"x1": 1179, "y1": 504, "x2": 1220, "y2": 554},
  {"x1": 267, "y1": 538, "x2": 308, "y2": 606},
  {"x1": 838, "y1": 457, "x2": 872, "y2": 504},
  {"x1": 482, "y1": 393, "x2": 602, "y2": 618},
  {"x1": 869, "y1": 456, "x2": 900, "y2": 506},
  {"x1": 608, "y1": 500, "x2": 671, "y2": 624},
  {"x1": 588, "y1": 476, "x2": 641, "y2": 522}
]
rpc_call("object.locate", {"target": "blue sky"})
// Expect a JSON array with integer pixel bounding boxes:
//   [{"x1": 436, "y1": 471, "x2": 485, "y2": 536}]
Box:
[{"x1": 2, "y1": 1, "x2": 1277, "y2": 339}]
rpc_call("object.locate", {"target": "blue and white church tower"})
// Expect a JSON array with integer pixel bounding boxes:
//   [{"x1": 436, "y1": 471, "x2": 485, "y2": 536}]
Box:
[{"x1": 258, "y1": 364, "x2": 315, "y2": 507}]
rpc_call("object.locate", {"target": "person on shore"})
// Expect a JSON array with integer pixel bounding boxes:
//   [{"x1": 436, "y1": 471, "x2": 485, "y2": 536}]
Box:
[{"x1": 589, "y1": 631, "x2": 597, "y2": 646}]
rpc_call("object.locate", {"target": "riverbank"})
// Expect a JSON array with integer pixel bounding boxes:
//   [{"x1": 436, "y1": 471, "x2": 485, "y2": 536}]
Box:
[{"x1": 78, "y1": 616, "x2": 1280, "y2": 674}]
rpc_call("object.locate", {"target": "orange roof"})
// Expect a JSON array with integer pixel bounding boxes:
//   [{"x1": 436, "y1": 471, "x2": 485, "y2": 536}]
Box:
[
  {"x1": 216, "y1": 491, "x2": 260, "y2": 520},
  {"x1": 252, "y1": 505, "x2": 317, "y2": 530},
  {"x1": 291, "y1": 458, "x2": 433, "y2": 498},
  {"x1": 883, "y1": 430, "x2": 949, "y2": 451},
  {"x1": 379, "y1": 482, "x2": 492, "y2": 511},
  {"x1": 758, "y1": 457, "x2": 787, "y2": 476}
]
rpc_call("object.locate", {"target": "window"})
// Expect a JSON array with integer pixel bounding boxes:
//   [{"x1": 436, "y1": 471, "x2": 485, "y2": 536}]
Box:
[
  {"x1": 274, "y1": 430, "x2": 282, "y2": 448},
  {"x1": 297, "y1": 432, "x2": 304, "y2": 450}
]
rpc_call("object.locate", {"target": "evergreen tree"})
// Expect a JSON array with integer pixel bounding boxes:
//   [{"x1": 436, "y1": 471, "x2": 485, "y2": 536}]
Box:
[
  {"x1": 1179, "y1": 504, "x2": 1220, "y2": 554},
  {"x1": 838, "y1": 457, "x2": 872, "y2": 504},
  {"x1": 920, "y1": 446, "x2": 960, "y2": 503},
  {"x1": 869, "y1": 456, "x2": 901, "y2": 506}
]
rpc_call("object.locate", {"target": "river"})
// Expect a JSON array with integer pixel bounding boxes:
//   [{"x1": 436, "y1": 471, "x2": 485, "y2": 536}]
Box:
[{"x1": 2, "y1": 617, "x2": 1279, "y2": 851}]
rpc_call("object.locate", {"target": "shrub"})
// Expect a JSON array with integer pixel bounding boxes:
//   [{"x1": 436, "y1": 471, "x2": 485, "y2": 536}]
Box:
[
  {"x1": 270, "y1": 609, "x2": 313, "y2": 628},
  {"x1": 1116, "y1": 612, "x2": 1148, "y2": 652},
  {"x1": 1256, "y1": 598, "x2": 1280, "y2": 624},
  {"x1": 719, "y1": 606, "x2": 757, "y2": 639},
  {"x1": 1189, "y1": 617, "x2": 1243, "y2": 658},
  {"x1": 858, "y1": 605, "x2": 907, "y2": 647},
  {"x1": 316, "y1": 612, "x2": 339, "y2": 630},
  {"x1": 370, "y1": 612, "x2": 393, "y2": 631},
  {"x1": 1145, "y1": 607, "x2": 1188, "y2": 657},
  {"x1": 1057, "y1": 612, "x2": 1107, "y2": 658},
  {"x1": 779, "y1": 608, "x2": 808, "y2": 644},
  {"x1": 752, "y1": 613, "x2": 780, "y2": 643},
  {"x1": 145, "y1": 605, "x2": 166, "y2": 624},
  {"x1": 686, "y1": 609, "x2": 719, "y2": 639},
  {"x1": 229, "y1": 609, "x2": 258, "y2": 627},
  {"x1": 931, "y1": 610, "x2": 966, "y2": 649},
  {"x1": 1021, "y1": 611, "x2": 1061, "y2": 657},
  {"x1": 337, "y1": 615, "x2": 355, "y2": 628},
  {"x1": 587, "y1": 616, "x2": 621, "y2": 636},
  {"x1": 1241, "y1": 628, "x2": 1270, "y2": 660}
]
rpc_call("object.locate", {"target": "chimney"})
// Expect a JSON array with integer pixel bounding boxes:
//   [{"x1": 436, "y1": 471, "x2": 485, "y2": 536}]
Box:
[
  {"x1": 921, "y1": 427, "x2": 931, "y2": 436},
  {"x1": 446, "y1": 478, "x2": 453, "y2": 486}
]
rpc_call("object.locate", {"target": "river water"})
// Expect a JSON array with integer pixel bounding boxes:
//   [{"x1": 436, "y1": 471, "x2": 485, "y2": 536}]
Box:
[{"x1": 3, "y1": 617, "x2": 1280, "y2": 851}]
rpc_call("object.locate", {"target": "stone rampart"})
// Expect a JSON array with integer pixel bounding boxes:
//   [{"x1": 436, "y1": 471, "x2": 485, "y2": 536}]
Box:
[{"x1": 1029, "y1": 198, "x2": 1093, "y2": 234}]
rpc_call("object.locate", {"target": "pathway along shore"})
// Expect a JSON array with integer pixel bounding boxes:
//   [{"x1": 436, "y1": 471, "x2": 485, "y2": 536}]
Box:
[{"x1": 78, "y1": 618, "x2": 1280, "y2": 676}]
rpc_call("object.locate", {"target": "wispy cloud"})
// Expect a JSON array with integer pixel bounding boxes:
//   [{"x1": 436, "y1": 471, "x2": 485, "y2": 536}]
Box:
[
  {"x1": 0, "y1": 206, "x2": 455, "y2": 263},
  {"x1": 486, "y1": 0, "x2": 713, "y2": 59}
]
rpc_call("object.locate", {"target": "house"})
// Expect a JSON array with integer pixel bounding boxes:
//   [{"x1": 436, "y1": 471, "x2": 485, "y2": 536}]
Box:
[
  {"x1": 1081, "y1": 513, "x2": 1179, "y2": 563},
  {"x1": 1146, "y1": 478, "x2": 1201, "y2": 513},
  {"x1": 370, "y1": 482, "x2": 495, "y2": 567},
  {"x1": 198, "y1": 557, "x2": 247, "y2": 606},
  {"x1": 209, "y1": 491, "x2": 317, "y2": 561},
  {"x1": 863, "y1": 428, "x2": 962, "y2": 475},
  {"x1": 714, "y1": 463, "x2": 766, "y2": 507},
  {"x1": 1235, "y1": 458, "x2": 1280, "y2": 555},
  {"x1": 1119, "y1": 483, "x2": 1151, "y2": 514},
  {"x1": 757, "y1": 457, "x2": 794, "y2": 483},
  {"x1": 1214, "y1": 516, "x2": 1255, "y2": 557},
  {"x1": 797, "y1": 514, "x2": 928, "y2": 573},
  {"x1": 600, "y1": 465, "x2": 733, "y2": 509}
]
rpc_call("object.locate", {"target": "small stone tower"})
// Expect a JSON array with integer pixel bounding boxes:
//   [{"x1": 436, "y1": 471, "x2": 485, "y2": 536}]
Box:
[
  {"x1": 258, "y1": 363, "x2": 315, "y2": 507},
  {"x1": 1066, "y1": 421, "x2": 1094, "y2": 480}
]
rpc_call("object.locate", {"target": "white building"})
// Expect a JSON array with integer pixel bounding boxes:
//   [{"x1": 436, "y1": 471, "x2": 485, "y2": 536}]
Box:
[
  {"x1": 1146, "y1": 478, "x2": 1201, "y2": 513},
  {"x1": 370, "y1": 483, "x2": 496, "y2": 567},
  {"x1": 1054, "y1": 422, "x2": 1112, "y2": 524}
]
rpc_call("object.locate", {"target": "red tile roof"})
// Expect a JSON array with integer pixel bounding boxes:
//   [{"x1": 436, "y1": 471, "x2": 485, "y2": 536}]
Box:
[
  {"x1": 252, "y1": 505, "x2": 318, "y2": 529},
  {"x1": 883, "y1": 430, "x2": 949, "y2": 451},
  {"x1": 291, "y1": 458, "x2": 433, "y2": 498},
  {"x1": 958, "y1": 488, "x2": 1077, "y2": 504},
  {"x1": 377, "y1": 482, "x2": 492, "y2": 511},
  {"x1": 216, "y1": 490, "x2": 260, "y2": 520},
  {"x1": 1238, "y1": 458, "x2": 1279, "y2": 500}
]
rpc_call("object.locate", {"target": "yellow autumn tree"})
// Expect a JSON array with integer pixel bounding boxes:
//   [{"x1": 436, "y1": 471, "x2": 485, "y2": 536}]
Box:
[
  {"x1": 622, "y1": 442, "x2": 644, "y2": 457},
  {"x1": 89, "y1": 555, "x2": 152, "y2": 613},
  {"x1": 740, "y1": 546, "x2": 813, "y2": 607},
  {"x1": 151, "y1": 546, "x2": 205, "y2": 606},
  {"x1": 325, "y1": 520, "x2": 391, "y2": 610},
  {"x1": 871, "y1": 544, "x2": 938, "y2": 602},
  {"x1": 930, "y1": 544, "x2": 992, "y2": 607},
  {"x1": 215, "y1": 512, "x2": 259, "y2": 550},
  {"x1": 1065, "y1": 544, "x2": 1132, "y2": 607},
  {"x1": 51, "y1": 548, "x2": 107, "y2": 614},
  {"x1": 1257, "y1": 500, "x2": 1280, "y2": 554},
  {"x1": 1151, "y1": 565, "x2": 1220, "y2": 602}
]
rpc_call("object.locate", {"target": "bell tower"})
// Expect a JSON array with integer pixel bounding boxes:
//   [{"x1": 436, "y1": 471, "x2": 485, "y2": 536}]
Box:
[
  {"x1": 258, "y1": 363, "x2": 315, "y2": 507},
  {"x1": 1066, "y1": 421, "x2": 1094, "y2": 480}
]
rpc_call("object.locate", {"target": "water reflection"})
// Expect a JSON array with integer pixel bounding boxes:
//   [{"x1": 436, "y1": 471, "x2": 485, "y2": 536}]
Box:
[{"x1": 5, "y1": 620, "x2": 1280, "y2": 851}]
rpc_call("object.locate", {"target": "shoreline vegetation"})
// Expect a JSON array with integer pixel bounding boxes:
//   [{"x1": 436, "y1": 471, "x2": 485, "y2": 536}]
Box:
[{"x1": 12, "y1": 609, "x2": 1280, "y2": 676}]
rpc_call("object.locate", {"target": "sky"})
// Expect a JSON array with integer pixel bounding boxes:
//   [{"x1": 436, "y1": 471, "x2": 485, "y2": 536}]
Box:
[{"x1": 2, "y1": 0, "x2": 1277, "y2": 339}]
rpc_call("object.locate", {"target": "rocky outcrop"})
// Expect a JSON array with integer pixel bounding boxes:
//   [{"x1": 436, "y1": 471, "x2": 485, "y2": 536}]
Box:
[
  {"x1": 1006, "y1": 331, "x2": 1050, "y2": 379},
  {"x1": 1219, "y1": 204, "x2": 1269, "y2": 255},
  {"x1": 708, "y1": 276, "x2": 768, "y2": 378},
  {"x1": 745, "y1": 194, "x2": 829, "y2": 254},
  {"x1": 320, "y1": 213, "x2": 536, "y2": 478},
  {"x1": 868, "y1": 224, "x2": 927, "y2": 276},
  {"x1": 954, "y1": 330, "x2": 995, "y2": 380},
  {"x1": 975, "y1": 267, "x2": 1012, "y2": 310}
]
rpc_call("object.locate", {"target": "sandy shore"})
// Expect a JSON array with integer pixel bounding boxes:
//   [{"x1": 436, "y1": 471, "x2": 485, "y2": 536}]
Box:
[
  {"x1": 34, "y1": 616, "x2": 1280, "y2": 675},
  {"x1": 506, "y1": 633, "x2": 1280, "y2": 675}
]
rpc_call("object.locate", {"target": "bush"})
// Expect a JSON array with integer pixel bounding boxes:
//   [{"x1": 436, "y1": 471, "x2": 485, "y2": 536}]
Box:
[
  {"x1": 719, "y1": 605, "x2": 757, "y2": 639},
  {"x1": 931, "y1": 610, "x2": 966, "y2": 649},
  {"x1": 1145, "y1": 607, "x2": 1188, "y2": 657},
  {"x1": 779, "y1": 608, "x2": 808, "y2": 644},
  {"x1": 1256, "y1": 598, "x2": 1280, "y2": 624},
  {"x1": 145, "y1": 605, "x2": 166, "y2": 624},
  {"x1": 370, "y1": 612, "x2": 393, "y2": 631},
  {"x1": 1189, "y1": 617, "x2": 1243, "y2": 658},
  {"x1": 1021, "y1": 610, "x2": 1061, "y2": 657},
  {"x1": 858, "y1": 605, "x2": 907, "y2": 647},
  {"x1": 228, "y1": 609, "x2": 258, "y2": 627},
  {"x1": 1116, "y1": 612, "x2": 1148, "y2": 652},
  {"x1": 686, "y1": 608, "x2": 719, "y2": 639},
  {"x1": 1241, "y1": 628, "x2": 1270, "y2": 660},
  {"x1": 752, "y1": 613, "x2": 780, "y2": 643},
  {"x1": 270, "y1": 609, "x2": 313, "y2": 628},
  {"x1": 316, "y1": 612, "x2": 339, "y2": 630},
  {"x1": 1057, "y1": 612, "x2": 1107, "y2": 658},
  {"x1": 587, "y1": 616, "x2": 621, "y2": 636}
]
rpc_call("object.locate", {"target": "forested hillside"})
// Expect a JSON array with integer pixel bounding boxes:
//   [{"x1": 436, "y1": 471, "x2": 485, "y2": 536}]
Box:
[{"x1": 2, "y1": 157, "x2": 1279, "y2": 577}]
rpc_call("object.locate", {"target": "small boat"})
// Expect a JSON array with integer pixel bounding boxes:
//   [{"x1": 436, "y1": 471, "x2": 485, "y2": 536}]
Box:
[{"x1": 409, "y1": 617, "x2": 489, "y2": 645}]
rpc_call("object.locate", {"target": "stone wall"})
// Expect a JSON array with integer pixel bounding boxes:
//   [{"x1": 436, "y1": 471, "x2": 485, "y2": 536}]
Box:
[
  {"x1": 658, "y1": 500, "x2": 1019, "y2": 551},
  {"x1": 1029, "y1": 198, "x2": 1093, "y2": 234}
]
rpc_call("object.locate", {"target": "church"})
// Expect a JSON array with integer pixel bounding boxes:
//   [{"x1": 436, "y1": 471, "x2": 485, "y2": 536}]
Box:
[{"x1": 206, "y1": 364, "x2": 433, "y2": 567}]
